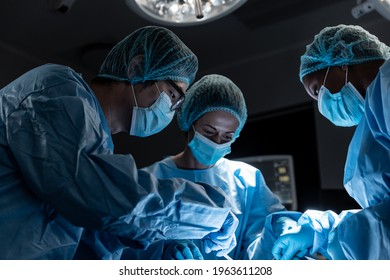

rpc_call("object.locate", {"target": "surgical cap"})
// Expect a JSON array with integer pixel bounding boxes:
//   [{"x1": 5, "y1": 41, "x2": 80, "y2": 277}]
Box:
[
  {"x1": 299, "y1": 24, "x2": 390, "y2": 81},
  {"x1": 97, "y1": 26, "x2": 198, "y2": 86},
  {"x1": 177, "y1": 74, "x2": 247, "y2": 139}
]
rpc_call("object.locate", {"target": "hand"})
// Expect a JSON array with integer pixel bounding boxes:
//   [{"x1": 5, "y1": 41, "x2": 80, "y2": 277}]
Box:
[
  {"x1": 272, "y1": 224, "x2": 314, "y2": 260},
  {"x1": 164, "y1": 240, "x2": 204, "y2": 260},
  {"x1": 272, "y1": 216, "x2": 298, "y2": 236},
  {"x1": 202, "y1": 211, "x2": 238, "y2": 257}
]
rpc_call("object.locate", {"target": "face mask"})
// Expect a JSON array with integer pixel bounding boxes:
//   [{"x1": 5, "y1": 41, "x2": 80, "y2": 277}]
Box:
[
  {"x1": 129, "y1": 84, "x2": 175, "y2": 137},
  {"x1": 318, "y1": 67, "x2": 365, "y2": 127},
  {"x1": 188, "y1": 129, "x2": 233, "y2": 165}
]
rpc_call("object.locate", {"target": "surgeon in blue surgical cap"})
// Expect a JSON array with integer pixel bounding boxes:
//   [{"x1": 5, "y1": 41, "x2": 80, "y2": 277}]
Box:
[
  {"x1": 119, "y1": 74, "x2": 286, "y2": 260},
  {"x1": 0, "y1": 26, "x2": 238, "y2": 259},
  {"x1": 271, "y1": 24, "x2": 390, "y2": 260}
]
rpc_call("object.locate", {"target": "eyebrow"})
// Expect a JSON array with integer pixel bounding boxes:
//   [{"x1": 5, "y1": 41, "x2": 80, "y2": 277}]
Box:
[
  {"x1": 202, "y1": 124, "x2": 235, "y2": 134},
  {"x1": 167, "y1": 80, "x2": 185, "y2": 95}
]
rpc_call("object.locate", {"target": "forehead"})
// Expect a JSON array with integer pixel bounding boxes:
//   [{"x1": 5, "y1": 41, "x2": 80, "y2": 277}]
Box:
[
  {"x1": 302, "y1": 68, "x2": 328, "y2": 95},
  {"x1": 196, "y1": 110, "x2": 239, "y2": 130},
  {"x1": 174, "y1": 81, "x2": 187, "y2": 93},
  {"x1": 303, "y1": 69, "x2": 327, "y2": 85}
]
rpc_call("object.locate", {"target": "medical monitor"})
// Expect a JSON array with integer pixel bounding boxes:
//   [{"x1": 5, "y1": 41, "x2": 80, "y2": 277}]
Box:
[{"x1": 232, "y1": 155, "x2": 297, "y2": 211}]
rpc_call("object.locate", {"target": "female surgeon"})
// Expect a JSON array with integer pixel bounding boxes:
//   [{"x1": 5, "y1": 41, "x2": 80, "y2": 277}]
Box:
[
  {"x1": 0, "y1": 26, "x2": 237, "y2": 259},
  {"x1": 271, "y1": 24, "x2": 390, "y2": 260},
  {"x1": 121, "y1": 74, "x2": 286, "y2": 260}
]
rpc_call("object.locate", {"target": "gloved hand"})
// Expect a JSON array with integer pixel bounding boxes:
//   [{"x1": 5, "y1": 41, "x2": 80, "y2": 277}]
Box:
[
  {"x1": 272, "y1": 223, "x2": 315, "y2": 260},
  {"x1": 202, "y1": 211, "x2": 238, "y2": 257},
  {"x1": 163, "y1": 240, "x2": 204, "y2": 260},
  {"x1": 272, "y1": 216, "x2": 298, "y2": 237}
]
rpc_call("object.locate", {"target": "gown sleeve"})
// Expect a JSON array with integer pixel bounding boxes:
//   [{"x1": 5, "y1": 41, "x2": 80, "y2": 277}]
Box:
[
  {"x1": 239, "y1": 168, "x2": 287, "y2": 260},
  {"x1": 272, "y1": 61, "x2": 390, "y2": 260},
  {"x1": 296, "y1": 209, "x2": 360, "y2": 259},
  {"x1": 5, "y1": 78, "x2": 231, "y2": 247}
]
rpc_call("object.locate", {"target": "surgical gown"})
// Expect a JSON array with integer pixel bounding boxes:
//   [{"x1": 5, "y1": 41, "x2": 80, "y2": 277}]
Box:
[
  {"x1": 0, "y1": 63, "x2": 233, "y2": 259},
  {"x1": 121, "y1": 157, "x2": 286, "y2": 260},
  {"x1": 293, "y1": 59, "x2": 390, "y2": 259}
]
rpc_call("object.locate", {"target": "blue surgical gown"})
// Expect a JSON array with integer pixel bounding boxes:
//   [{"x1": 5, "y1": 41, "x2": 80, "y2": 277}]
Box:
[
  {"x1": 121, "y1": 157, "x2": 286, "y2": 260},
  {"x1": 294, "y1": 59, "x2": 390, "y2": 259},
  {"x1": 0, "y1": 63, "x2": 232, "y2": 259}
]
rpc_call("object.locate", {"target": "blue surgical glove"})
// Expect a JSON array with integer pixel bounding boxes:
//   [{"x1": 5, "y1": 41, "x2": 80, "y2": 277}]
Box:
[
  {"x1": 272, "y1": 216, "x2": 298, "y2": 236},
  {"x1": 202, "y1": 211, "x2": 238, "y2": 257},
  {"x1": 272, "y1": 223, "x2": 315, "y2": 260},
  {"x1": 163, "y1": 240, "x2": 204, "y2": 260}
]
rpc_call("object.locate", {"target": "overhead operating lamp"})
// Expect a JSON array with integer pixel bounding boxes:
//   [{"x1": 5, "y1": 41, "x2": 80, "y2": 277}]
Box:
[
  {"x1": 351, "y1": 0, "x2": 390, "y2": 20},
  {"x1": 125, "y1": 0, "x2": 248, "y2": 26}
]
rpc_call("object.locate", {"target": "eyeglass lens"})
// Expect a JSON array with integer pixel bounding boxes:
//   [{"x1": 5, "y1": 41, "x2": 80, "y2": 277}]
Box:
[{"x1": 167, "y1": 80, "x2": 185, "y2": 111}]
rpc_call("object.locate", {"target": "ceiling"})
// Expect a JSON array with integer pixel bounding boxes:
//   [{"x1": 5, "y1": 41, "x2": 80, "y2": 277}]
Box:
[{"x1": 0, "y1": 0, "x2": 388, "y2": 116}]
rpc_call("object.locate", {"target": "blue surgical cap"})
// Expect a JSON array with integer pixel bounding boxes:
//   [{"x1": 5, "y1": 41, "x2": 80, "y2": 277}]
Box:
[
  {"x1": 97, "y1": 26, "x2": 198, "y2": 87},
  {"x1": 177, "y1": 74, "x2": 247, "y2": 139},
  {"x1": 299, "y1": 24, "x2": 390, "y2": 82}
]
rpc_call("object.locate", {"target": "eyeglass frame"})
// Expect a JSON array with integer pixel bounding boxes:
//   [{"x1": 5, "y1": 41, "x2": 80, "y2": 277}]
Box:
[{"x1": 167, "y1": 79, "x2": 185, "y2": 111}]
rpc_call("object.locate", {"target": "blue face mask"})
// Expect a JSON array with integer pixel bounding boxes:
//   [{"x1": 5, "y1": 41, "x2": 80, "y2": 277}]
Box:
[
  {"x1": 318, "y1": 82, "x2": 364, "y2": 127},
  {"x1": 188, "y1": 130, "x2": 233, "y2": 166},
  {"x1": 317, "y1": 67, "x2": 365, "y2": 127},
  {"x1": 130, "y1": 84, "x2": 175, "y2": 137}
]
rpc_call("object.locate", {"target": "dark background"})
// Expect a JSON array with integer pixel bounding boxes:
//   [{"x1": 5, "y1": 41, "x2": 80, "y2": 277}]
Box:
[{"x1": 1, "y1": 0, "x2": 385, "y2": 212}]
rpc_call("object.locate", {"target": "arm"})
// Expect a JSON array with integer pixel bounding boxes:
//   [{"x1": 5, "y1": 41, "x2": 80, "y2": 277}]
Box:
[
  {"x1": 241, "y1": 174, "x2": 287, "y2": 259},
  {"x1": 5, "y1": 81, "x2": 232, "y2": 247},
  {"x1": 327, "y1": 200, "x2": 390, "y2": 260},
  {"x1": 229, "y1": 166, "x2": 288, "y2": 260}
]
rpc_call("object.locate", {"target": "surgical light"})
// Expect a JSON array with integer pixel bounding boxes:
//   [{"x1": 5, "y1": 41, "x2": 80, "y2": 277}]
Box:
[
  {"x1": 351, "y1": 0, "x2": 390, "y2": 21},
  {"x1": 125, "y1": 0, "x2": 248, "y2": 26}
]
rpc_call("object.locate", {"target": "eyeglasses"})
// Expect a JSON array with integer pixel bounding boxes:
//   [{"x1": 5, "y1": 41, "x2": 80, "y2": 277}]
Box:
[{"x1": 167, "y1": 80, "x2": 185, "y2": 111}]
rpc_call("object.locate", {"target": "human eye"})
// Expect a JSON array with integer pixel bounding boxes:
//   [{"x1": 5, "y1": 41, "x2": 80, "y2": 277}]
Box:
[
  {"x1": 166, "y1": 80, "x2": 184, "y2": 102},
  {"x1": 168, "y1": 90, "x2": 177, "y2": 100},
  {"x1": 202, "y1": 129, "x2": 214, "y2": 136},
  {"x1": 224, "y1": 133, "x2": 234, "y2": 141},
  {"x1": 198, "y1": 126, "x2": 216, "y2": 136}
]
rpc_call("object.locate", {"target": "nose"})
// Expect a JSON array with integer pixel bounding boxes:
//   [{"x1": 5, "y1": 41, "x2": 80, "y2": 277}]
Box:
[{"x1": 210, "y1": 134, "x2": 223, "y2": 144}]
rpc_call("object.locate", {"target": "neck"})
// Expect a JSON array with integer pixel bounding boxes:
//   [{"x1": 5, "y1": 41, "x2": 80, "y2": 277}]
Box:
[
  {"x1": 351, "y1": 60, "x2": 384, "y2": 98},
  {"x1": 173, "y1": 147, "x2": 212, "y2": 170},
  {"x1": 90, "y1": 81, "x2": 133, "y2": 135}
]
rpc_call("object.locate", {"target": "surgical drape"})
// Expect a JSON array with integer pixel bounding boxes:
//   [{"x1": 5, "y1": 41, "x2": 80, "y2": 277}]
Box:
[{"x1": 121, "y1": 157, "x2": 286, "y2": 260}]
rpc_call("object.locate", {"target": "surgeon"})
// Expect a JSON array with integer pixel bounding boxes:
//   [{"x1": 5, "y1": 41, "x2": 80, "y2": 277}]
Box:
[
  {"x1": 120, "y1": 74, "x2": 286, "y2": 260},
  {"x1": 0, "y1": 26, "x2": 238, "y2": 259},
  {"x1": 271, "y1": 24, "x2": 390, "y2": 260}
]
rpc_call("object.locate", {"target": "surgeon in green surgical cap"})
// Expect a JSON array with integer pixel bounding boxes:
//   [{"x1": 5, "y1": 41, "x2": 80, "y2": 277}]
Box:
[
  {"x1": 0, "y1": 26, "x2": 238, "y2": 259},
  {"x1": 271, "y1": 24, "x2": 390, "y2": 260},
  {"x1": 119, "y1": 74, "x2": 286, "y2": 260}
]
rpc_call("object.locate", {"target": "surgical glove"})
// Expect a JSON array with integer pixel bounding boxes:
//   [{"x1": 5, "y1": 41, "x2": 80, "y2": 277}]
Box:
[
  {"x1": 272, "y1": 224, "x2": 315, "y2": 260},
  {"x1": 272, "y1": 216, "x2": 298, "y2": 236},
  {"x1": 202, "y1": 211, "x2": 238, "y2": 257},
  {"x1": 164, "y1": 240, "x2": 204, "y2": 260}
]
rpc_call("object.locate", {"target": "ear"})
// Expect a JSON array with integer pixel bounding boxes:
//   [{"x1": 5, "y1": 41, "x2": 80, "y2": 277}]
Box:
[{"x1": 187, "y1": 126, "x2": 195, "y2": 140}]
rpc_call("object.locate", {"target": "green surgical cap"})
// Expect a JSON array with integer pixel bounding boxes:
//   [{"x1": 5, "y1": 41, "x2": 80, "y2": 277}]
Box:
[
  {"x1": 299, "y1": 24, "x2": 390, "y2": 82},
  {"x1": 97, "y1": 26, "x2": 198, "y2": 86},
  {"x1": 177, "y1": 74, "x2": 247, "y2": 139}
]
